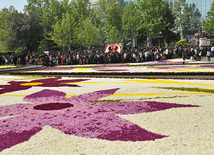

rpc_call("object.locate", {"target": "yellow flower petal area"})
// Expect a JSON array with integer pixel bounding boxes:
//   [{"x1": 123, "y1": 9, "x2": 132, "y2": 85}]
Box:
[
  {"x1": 110, "y1": 92, "x2": 210, "y2": 96},
  {"x1": 20, "y1": 82, "x2": 44, "y2": 86},
  {"x1": 128, "y1": 63, "x2": 135, "y2": 66},
  {"x1": 67, "y1": 82, "x2": 130, "y2": 84},
  {"x1": 64, "y1": 95, "x2": 77, "y2": 97},
  {"x1": 0, "y1": 95, "x2": 27, "y2": 97},
  {"x1": 125, "y1": 79, "x2": 214, "y2": 87},
  {"x1": 0, "y1": 66, "x2": 14, "y2": 69},
  {"x1": 72, "y1": 68, "x2": 94, "y2": 71},
  {"x1": 0, "y1": 92, "x2": 210, "y2": 99}
]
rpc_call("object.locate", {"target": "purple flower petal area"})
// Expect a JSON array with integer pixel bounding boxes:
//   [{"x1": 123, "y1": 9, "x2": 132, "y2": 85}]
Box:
[
  {"x1": 0, "y1": 127, "x2": 42, "y2": 152},
  {"x1": 96, "y1": 69, "x2": 129, "y2": 72},
  {"x1": 65, "y1": 88, "x2": 120, "y2": 104},
  {"x1": 0, "y1": 89, "x2": 200, "y2": 151},
  {"x1": 199, "y1": 65, "x2": 214, "y2": 68},
  {"x1": 54, "y1": 114, "x2": 166, "y2": 141},
  {"x1": 24, "y1": 89, "x2": 67, "y2": 103},
  {"x1": 147, "y1": 66, "x2": 192, "y2": 70},
  {"x1": 0, "y1": 104, "x2": 30, "y2": 118},
  {"x1": 28, "y1": 78, "x2": 89, "y2": 87},
  {"x1": 33, "y1": 103, "x2": 74, "y2": 110},
  {"x1": 93, "y1": 68, "x2": 128, "y2": 72},
  {"x1": 0, "y1": 81, "x2": 31, "y2": 95},
  {"x1": 0, "y1": 78, "x2": 89, "y2": 95}
]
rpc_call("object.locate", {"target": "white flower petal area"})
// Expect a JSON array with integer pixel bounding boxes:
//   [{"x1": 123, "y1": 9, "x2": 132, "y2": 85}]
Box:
[{"x1": 0, "y1": 76, "x2": 213, "y2": 154}]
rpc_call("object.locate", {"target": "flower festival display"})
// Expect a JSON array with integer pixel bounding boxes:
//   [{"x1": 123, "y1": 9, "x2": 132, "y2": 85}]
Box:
[
  {"x1": 0, "y1": 76, "x2": 213, "y2": 154},
  {"x1": 23, "y1": 64, "x2": 214, "y2": 74}
]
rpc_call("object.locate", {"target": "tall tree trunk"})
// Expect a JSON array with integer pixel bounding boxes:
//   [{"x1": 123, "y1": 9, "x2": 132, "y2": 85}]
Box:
[
  {"x1": 131, "y1": 34, "x2": 137, "y2": 48},
  {"x1": 147, "y1": 35, "x2": 152, "y2": 48}
]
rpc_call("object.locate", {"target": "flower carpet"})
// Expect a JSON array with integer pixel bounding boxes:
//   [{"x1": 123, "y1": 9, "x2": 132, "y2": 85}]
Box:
[
  {"x1": 58, "y1": 59, "x2": 200, "y2": 68},
  {"x1": 23, "y1": 64, "x2": 214, "y2": 74},
  {"x1": 0, "y1": 66, "x2": 15, "y2": 69},
  {"x1": 0, "y1": 75, "x2": 213, "y2": 154}
]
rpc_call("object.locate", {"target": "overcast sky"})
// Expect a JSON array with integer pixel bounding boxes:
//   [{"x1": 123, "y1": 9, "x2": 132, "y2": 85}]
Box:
[{"x1": 0, "y1": 0, "x2": 27, "y2": 11}]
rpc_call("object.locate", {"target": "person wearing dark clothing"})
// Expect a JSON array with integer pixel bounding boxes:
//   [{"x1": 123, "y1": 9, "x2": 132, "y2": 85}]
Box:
[
  {"x1": 182, "y1": 50, "x2": 186, "y2": 64},
  {"x1": 13, "y1": 55, "x2": 18, "y2": 66}
]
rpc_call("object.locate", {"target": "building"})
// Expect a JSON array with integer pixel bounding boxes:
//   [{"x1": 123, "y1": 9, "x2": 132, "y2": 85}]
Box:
[{"x1": 169, "y1": 0, "x2": 212, "y2": 20}]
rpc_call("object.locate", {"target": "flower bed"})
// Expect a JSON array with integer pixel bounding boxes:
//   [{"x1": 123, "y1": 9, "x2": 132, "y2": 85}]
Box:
[
  {"x1": 58, "y1": 59, "x2": 199, "y2": 68},
  {"x1": 0, "y1": 76, "x2": 213, "y2": 154},
  {"x1": 16, "y1": 64, "x2": 214, "y2": 77},
  {"x1": 0, "y1": 66, "x2": 16, "y2": 69}
]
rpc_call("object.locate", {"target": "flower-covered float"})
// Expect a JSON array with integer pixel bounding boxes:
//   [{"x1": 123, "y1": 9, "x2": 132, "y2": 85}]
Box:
[{"x1": 0, "y1": 76, "x2": 213, "y2": 154}]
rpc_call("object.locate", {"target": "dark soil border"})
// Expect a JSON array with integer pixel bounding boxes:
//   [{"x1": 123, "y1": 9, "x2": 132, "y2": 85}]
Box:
[{"x1": 10, "y1": 71, "x2": 214, "y2": 80}]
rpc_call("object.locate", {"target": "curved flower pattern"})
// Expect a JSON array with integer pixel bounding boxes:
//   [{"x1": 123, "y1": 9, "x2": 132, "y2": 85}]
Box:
[
  {"x1": 0, "y1": 78, "x2": 88, "y2": 95},
  {"x1": 0, "y1": 88, "x2": 199, "y2": 151}
]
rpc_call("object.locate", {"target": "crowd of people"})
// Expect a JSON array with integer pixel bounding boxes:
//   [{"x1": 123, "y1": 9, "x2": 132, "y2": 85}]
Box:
[{"x1": 0, "y1": 45, "x2": 213, "y2": 67}]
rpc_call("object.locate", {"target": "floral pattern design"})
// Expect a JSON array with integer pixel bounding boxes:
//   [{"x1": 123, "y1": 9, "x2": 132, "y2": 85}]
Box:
[
  {"x1": 29, "y1": 64, "x2": 214, "y2": 73},
  {"x1": 0, "y1": 88, "x2": 199, "y2": 151},
  {"x1": 0, "y1": 78, "x2": 88, "y2": 95}
]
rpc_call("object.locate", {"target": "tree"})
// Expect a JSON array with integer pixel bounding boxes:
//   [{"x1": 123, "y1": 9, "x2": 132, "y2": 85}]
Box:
[
  {"x1": 76, "y1": 17, "x2": 100, "y2": 48},
  {"x1": 51, "y1": 12, "x2": 77, "y2": 50},
  {"x1": 173, "y1": 0, "x2": 196, "y2": 39},
  {"x1": 138, "y1": 0, "x2": 166, "y2": 47},
  {"x1": 161, "y1": 2, "x2": 178, "y2": 45},
  {"x1": 7, "y1": 11, "x2": 43, "y2": 52},
  {"x1": 190, "y1": 3, "x2": 202, "y2": 30},
  {"x1": 24, "y1": 0, "x2": 70, "y2": 51},
  {"x1": 202, "y1": 1, "x2": 214, "y2": 36},
  {"x1": 94, "y1": 0, "x2": 111, "y2": 44},
  {"x1": 72, "y1": 0, "x2": 90, "y2": 21},
  {"x1": 0, "y1": 7, "x2": 17, "y2": 53},
  {"x1": 122, "y1": 1, "x2": 141, "y2": 47},
  {"x1": 104, "y1": 1, "x2": 123, "y2": 43}
]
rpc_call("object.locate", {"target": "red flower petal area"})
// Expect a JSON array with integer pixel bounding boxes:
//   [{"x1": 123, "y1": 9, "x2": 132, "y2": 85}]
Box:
[
  {"x1": 0, "y1": 89, "x2": 199, "y2": 151},
  {"x1": 0, "y1": 78, "x2": 88, "y2": 95}
]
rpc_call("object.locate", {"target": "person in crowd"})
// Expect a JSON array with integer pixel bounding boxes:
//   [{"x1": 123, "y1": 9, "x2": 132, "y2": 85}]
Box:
[{"x1": 0, "y1": 45, "x2": 212, "y2": 67}]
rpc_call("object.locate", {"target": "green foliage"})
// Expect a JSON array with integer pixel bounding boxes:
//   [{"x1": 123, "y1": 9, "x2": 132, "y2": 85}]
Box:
[
  {"x1": 138, "y1": 0, "x2": 166, "y2": 37},
  {"x1": 122, "y1": 1, "x2": 140, "y2": 47},
  {"x1": 51, "y1": 12, "x2": 77, "y2": 49},
  {"x1": 0, "y1": 0, "x2": 205, "y2": 51},
  {"x1": 76, "y1": 17, "x2": 100, "y2": 48},
  {"x1": 140, "y1": 95, "x2": 188, "y2": 100},
  {"x1": 173, "y1": 0, "x2": 201, "y2": 39},
  {"x1": 0, "y1": 7, "x2": 17, "y2": 53},
  {"x1": 162, "y1": 2, "x2": 178, "y2": 45},
  {"x1": 7, "y1": 11, "x2": 43, "y2": 52},
  {"x1": 170, "y1": 41, "x2": 177, "y2": 48},
  {"x1": 156, "y1": 87, "x2": 214, "y2": 94},
  {"x1": 89, "y1": 99, "x2": 122, "y2": 103},
  {"x1": 175, "y1": 39, "x2": 190, "y2": 47},
  {"x1": 106, "y1": 26, "x2": 122, "y2": 44},
  {"x1": 202, "y1": 1, "x2": 214, "y2": 36},
  {"x1": 104, "y1": 1, "x2": 123, "y2": 43}
]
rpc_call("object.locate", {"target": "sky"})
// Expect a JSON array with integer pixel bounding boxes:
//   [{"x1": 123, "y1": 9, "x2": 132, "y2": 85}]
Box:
[
  {"x1": 0, "y1": 0, "x2": 27, "y2": 11},
  {"x1": 0, "y1": 0, "x2": 97, "y2": 11}
]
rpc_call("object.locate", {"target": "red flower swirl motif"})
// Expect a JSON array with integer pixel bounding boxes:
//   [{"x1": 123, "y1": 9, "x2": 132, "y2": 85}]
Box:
[
  {"x1": 0, "y1": 88, "x2": 199, "y2": 151},
  {"x1": 0, "y1": 78, "x2": 88, "y2": 95}
]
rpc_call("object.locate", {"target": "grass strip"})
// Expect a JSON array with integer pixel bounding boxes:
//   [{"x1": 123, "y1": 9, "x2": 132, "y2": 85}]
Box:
[
  {"x1": 89, "y1": 99, "x2": 123, "y2": 103},
  {"x1": 156, "y1": 87, "x2": 214, "y2": 94}
]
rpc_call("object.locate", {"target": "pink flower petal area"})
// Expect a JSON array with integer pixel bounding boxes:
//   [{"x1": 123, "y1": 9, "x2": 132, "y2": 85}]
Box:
[
  {"x1": 0, "y1": 89, "x2": 199, "y2": 151},
  {"x1": 0, "y1": 78, "x2": 88, "y2": 95}
]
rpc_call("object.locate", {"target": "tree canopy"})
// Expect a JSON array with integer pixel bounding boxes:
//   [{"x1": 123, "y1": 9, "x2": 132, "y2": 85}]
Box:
[
  {"x1": 0, "y1": 0, "x2": 207, "y2": 53},
  {"x1": 202, "y1": 1, "x2": 214, "y2": 36}
]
